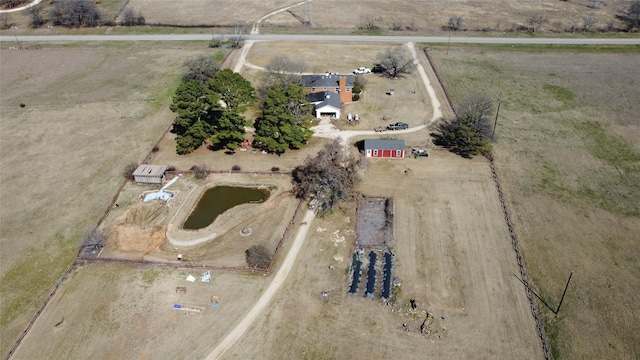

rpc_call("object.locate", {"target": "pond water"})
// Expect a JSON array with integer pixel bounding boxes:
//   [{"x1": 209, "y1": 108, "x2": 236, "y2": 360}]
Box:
[{"x1": 182, "y1": 186, "x2": 270, "y2": 230}]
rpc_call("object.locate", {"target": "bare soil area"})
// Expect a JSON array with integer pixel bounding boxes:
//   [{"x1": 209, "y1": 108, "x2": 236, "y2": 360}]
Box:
[
  {"x1": 100, "y1": 173, "x2": 298, "y2": 267},
  {"x1": 228, "y1": 150, "x2": 542, "y2": 359},
  {"x1": 429, "y1": 45, "x2": 640, "y2": 359}
]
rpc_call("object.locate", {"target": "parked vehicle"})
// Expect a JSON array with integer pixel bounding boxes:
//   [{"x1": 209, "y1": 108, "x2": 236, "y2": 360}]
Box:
[
  {"x1": 372, "y1": 64, "x2": 386, "y2": 73},
  {"x1": 387, "y1": 122, "x2": 409, "y2": 130},
  {"x1": 374, "y1": 126, "x2": 387, "y2": 132},
  {"x1": 354, "y1": 67, "x2": 372, "y2": 74},
  {"x1": 412, "y1": 148, "x2": 429, "y2": 158}
]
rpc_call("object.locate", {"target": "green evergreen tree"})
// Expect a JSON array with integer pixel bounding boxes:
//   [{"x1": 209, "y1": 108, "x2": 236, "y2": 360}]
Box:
[
  {"x1": 253, "y1": 84, "x2": 313, "y2": 154},
  {"x1": 208, "y1": 69, "x2": 255, "y2": 112},
  {"x1": 170, "y1": 80, "x2": 222, "y2": 154},
  {"x1": 210, "y1": 111, "x2": 248, "y2": 151}
]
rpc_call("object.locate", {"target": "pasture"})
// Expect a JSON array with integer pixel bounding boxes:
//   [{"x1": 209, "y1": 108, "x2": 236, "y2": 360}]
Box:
[{"x1": 428, "y1": 44, "x2": 640, "y2": 359}]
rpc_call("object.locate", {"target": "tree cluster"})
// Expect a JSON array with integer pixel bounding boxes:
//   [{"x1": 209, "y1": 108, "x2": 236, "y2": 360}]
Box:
[
  {"x1": 433, "y1": 94, "x2": 494, "y2": 158},
  {"x1": 1, "y1": 0, "x2": 27, "y2": 9},
  {"x1": 376, "y1": 46, "x2": 416, "y2": 78},
  {"x1": 49, "y1": 0, "x2": 101, "y2": 27},
  {"x1": 252, "y1": 84, "x2": 313, "y2": 154},
  {"x1": 120, "y1": 8, "x2": 145, "y2": 26},
  {"x1": 262, "y1": 55, "x2": 307, "y2": 89},
  {"x1": 170, "y1": 67, "x2": 255, "y2": 154},
  {"x1": 245, "y1": 245, "x2": 272, "y2": 269},
  {"x1": 617, "y1": 1, "x2": 640, "y2": 31},
  {"x1": 292, "y1": 139, "x2": 362, "y2": 216}
]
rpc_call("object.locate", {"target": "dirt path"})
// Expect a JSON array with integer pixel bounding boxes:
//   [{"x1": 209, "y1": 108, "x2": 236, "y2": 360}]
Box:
[
  {"x1": 250, "y1": 0, "x2": 312, "y2": 34},
  {"x1": 203, "y1": 209, "x2": 315, "y2": 359},
  {"x1": 203, "y1": 41, "x2": 447, "y2": 359}
]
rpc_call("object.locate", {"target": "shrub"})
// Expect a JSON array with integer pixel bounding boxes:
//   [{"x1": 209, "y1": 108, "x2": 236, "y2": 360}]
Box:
[
  {"x1": 352, "y1": 86, "x2": 362, "y2": 94},
  {"x1": 190, "y1": 164, "x2": 209, "y2": 179},
  {"x1": 352, "y1": 94, "x2": 360, "y2": 101},
  {"x1": 151, "y1": 146, "x2": 159, "y2": 152},
  {"x1": 245, "y1": 245, "x2": 271, "y2": 269},
  {"x1": 232, "y1": 165, "x2": 241, "y2": 172},
  {"x1": 123, "y1": 162, "x2": 138, "y2": 180},
  {"x1": 167, "y1": 165, "x2": 176, "y2": 171},
  {"x1": 271, "y1": 166, "x2": 280, "y2": 172}
]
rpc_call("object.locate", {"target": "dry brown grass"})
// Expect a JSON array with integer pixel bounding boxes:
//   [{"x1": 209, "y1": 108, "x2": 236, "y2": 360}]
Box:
[
  {"x1": 428, "y1": 44, "x2": 640, "y2": 359},
  {"x1": 230, "y1": 150, "x2": 542, "y2": 359},
  {"x1": 0, "y1": 42, "x2": 213, "y2": 356},
  {"x1": 124, "y1": 0, "x2": 629, "y2": 32}
]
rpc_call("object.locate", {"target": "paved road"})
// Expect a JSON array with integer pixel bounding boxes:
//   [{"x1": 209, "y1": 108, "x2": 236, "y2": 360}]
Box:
[{"x1": 1, "y1": 34, "x2": 639, "y2": 44}]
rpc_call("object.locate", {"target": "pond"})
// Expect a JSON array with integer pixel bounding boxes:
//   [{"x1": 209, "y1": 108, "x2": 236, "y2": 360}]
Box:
[{"x1": 182, "y1": 186, "x2": 270, "y2": 230}]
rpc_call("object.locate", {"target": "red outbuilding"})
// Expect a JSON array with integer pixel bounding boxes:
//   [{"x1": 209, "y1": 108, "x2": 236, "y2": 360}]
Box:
[{"x1": 364, "y1": 139, "x2": 405, "y2": 159}]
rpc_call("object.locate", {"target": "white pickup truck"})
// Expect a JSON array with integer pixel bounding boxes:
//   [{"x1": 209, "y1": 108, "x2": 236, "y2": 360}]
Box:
[{"x1": 353, "y1": 67, "x2": 372, "y2": 74}]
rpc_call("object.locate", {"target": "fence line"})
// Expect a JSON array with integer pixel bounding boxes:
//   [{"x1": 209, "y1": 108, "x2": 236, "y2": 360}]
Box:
[
  {"x1": 423, "y1": 51, "x2": 552, "y2": 359},
  {"x1": 487, "y1": 155, "x2": 553, "y2": 360}
]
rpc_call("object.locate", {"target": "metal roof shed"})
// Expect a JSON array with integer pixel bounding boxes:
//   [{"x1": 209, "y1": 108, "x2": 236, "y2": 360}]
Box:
[{"x1": 132, "y1": 164, "x2": 168, "y2": 184}]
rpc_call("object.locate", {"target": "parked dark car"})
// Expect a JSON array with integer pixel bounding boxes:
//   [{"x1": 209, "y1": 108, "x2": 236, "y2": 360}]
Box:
[
  {"x1": 387, "y1": 122, "x2": 409, "y2": 130},
  {"x1": 372, "y1": 64, "x2": 386, "y2": 74}
]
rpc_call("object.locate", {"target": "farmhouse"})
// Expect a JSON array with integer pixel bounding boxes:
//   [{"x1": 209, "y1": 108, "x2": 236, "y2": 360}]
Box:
[
  {"x1": 301, "y1": 73, "x2": 354, "y2": 104},
  {"x1": 306, "y1": 91, "x2": 341, "y2": 119},
  {"x1": 363, "y1": 139, "x2": 405, "y2": 159},
  {"x1": 132, "y1": 164, "x2": 168, "y2": 184}
]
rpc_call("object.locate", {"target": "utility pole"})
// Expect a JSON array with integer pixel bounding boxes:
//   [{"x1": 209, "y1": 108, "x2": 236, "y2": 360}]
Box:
[
  {"x1": 492, "y1": 101, "x2": 500, "y2": 139},
  {"x1": 555, "y1": 271, "x2": 573, "y2": 315},
  {"x1": 446, "y1": 34, "x2": 451, "y2": 55}
]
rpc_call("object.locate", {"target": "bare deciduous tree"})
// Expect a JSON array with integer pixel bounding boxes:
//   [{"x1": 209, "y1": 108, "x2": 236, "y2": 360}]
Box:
[
  {"x1": 123, "y1": 162, "x2": 138, "y2": 180},
  {"x1": 581, "y1": 14, "x2": 597, "y2": 32},
  {"x1": 376, "y1": 46, "x2": 416, "y2": 78},
  {"x1": 448, "y1": 15, "x2": 466, "y2": 31},
  {"x1": 263, "y1": 55, "x2": 307, "y2": 89},
  {"x1": 456, "y1": 93, "x2": 494, "y2": 138},
  {"x1": 358, "y1": 15, "x2": 380, "y2": 30},
  {"x1": 589, "y1": 0, "x2": 602, "y2": 9},
  {"x1": 49, "y1": 0, "x2": 101, "y2": 27},
  {"x1": 0, "y1": 13, "x2": 12, "y2": 29},
  {"x1": 528, "y1": 14, "x2": 548, "y2": 33},
  {"x1": 120, "y1": 8, "x2": 145, "y2": 26},
  {"x1": 228, "y1": 23, "x2": 246, "y2": 48},
  {"x1": 182, "y1": 54, "x2": 220, "y2": 84},
  {"x1": 26, "y1": 5, "x2": 46, "y2": 28},
  {"x1": 245, "y1": 245, "x2": 271, "y2": 269},
  {"x1": 209, "y1": 34, "x2": 225, "y2": 48},
  {"x1": 292, "y1": 139, "x2": 362, "y2": 216},
  {"x1": 1, "y1": 0, "x2": 27, "y2": 8},
  {"x1": 79, "y1": 227, "x2": 106, "y2": 258},
  {"x1": 391, "y1": 21, "x2": 403, "y2": 31},
  {"x1": 190, "y1": 164, "x2": 209, "y2": 179},
  {"x1": 617, "y1": 1, "x2": 640, "y2": 31}
]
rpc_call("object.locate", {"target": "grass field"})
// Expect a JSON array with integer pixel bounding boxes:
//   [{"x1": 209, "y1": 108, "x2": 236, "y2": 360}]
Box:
[
  {"x1": 0, "y1": 42, "x2": 223, "y2": 356},
  {"x1": 427, "y1": 44, "x2": 640, "y2": 359}
]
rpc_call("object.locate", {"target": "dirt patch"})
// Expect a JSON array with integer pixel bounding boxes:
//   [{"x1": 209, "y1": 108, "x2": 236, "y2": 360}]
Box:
[
  {"x1": 109, "y1": 225, "x2": 166, "y2": 256},
  {"x1": 355, "y1": 197, "x2": 393, "y2": 248}
]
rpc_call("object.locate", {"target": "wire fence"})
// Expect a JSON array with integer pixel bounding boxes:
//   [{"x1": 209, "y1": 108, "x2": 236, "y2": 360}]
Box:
[
  {"x1": 423, "y1": 49, "x2": 552, "y2": 360},
  {"x1": 487, "y1": 154, "x2": 553, "y2": 360}
]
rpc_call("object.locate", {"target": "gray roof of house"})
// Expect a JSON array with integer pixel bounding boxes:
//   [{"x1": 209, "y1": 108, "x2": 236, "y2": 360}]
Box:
[
  {"x1": 301, "y1": 74, "x2": 354, "y2": 88},
  {"x1": 133, "y1": 164, "x2": 168, "y2": 177},
  {"x1": 315, "y1": 91, "x2": 341, "y2": 109},
  {"x1": 364, "y1": 139, "x2": 405, "y2": 151}
]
